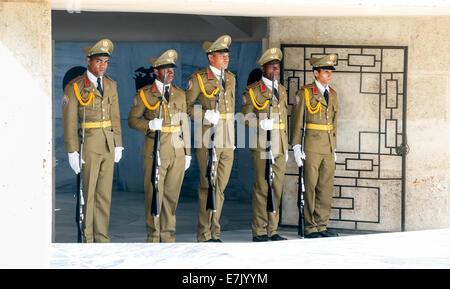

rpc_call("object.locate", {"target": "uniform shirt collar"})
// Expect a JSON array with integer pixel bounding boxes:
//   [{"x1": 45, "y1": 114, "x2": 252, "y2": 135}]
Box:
[
  {"x1": 209, "y1": 65, "x2": 224, "y2": 80},
  {"x1": 314, "y1": 79, "x2": 329, "y2": 95},
  {"x1": 262, "y1": 76, "x2": 278, "y2": 92},
  {"x1": 87, "y1": 69, "x2": 102, "y2": 88},
  {"x1": 155, "y1": 79, "x2": 171, "y2": 96}
]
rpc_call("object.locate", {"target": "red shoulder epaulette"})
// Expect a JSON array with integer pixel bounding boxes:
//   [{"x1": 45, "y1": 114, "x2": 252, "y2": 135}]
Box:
[
  {"x1": 194, "y1": 68, "x2": 207, "y2": 75},
  {"x1": 68, "y1": 75, "x2": 83, "y2": 85},
  {"x1": 246, "y1": 81, "x2": 260, "y2": 89},
  {"x1": 140, "y1": 84, "x2": 152, "y2": 91}
]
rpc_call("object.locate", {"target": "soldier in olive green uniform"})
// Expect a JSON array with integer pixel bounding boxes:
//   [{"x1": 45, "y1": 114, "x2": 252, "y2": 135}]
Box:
[
  {"x1": 128, "y1": 50, "x2": 191, "y2": 243},
  {"x1": 240, "y1": 48, "x2": 288, "y2": 242},
  {"x1": 186, "y1": 35, "x2": 235, "y2": 242},
  {"x1": 62, "y1": 39, "x2": 123, "y2": 243},
  {"x1": 290, "y1": 54, "x2": 339, "y2": 238}
]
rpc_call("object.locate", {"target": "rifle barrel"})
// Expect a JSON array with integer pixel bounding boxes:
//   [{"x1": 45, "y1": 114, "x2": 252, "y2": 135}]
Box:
[
  {"x1": 206, "y1": 69, "x2": 224, "y2": 212},
  {"x1": 150, "y1": 69, "x2": 167, "y2": 217}
]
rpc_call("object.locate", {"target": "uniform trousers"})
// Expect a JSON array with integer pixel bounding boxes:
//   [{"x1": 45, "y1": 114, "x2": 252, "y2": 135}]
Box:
[
  {"x1": 303, "y1": 151, "x2": 335, "y2": 235},
  {"x1": 196, "y1": 147, "x2": 234, "y2": 242},
  {"x1": 250, "y1": 150, "x2": 286, "y2": 238},
  {"x1": 82, "y1": 140, "x2": 114, "y2": 243},
  {"x1": 143, "y1": 154, "x2": 185, "y2": 243}
]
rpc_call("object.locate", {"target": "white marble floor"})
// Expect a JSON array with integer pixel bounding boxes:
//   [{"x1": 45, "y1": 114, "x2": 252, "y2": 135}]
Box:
[
  {"x1": 51, "y1": 228, "x2": 450, "y2": 269},
  {"x1": 52, "y1": 188, "x2": 450, "y2": 269}
]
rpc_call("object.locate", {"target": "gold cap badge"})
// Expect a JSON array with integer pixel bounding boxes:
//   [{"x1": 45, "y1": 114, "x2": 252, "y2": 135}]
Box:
[
  {"x1": 83, "y1": 39, "x2": 114, "y2": 57},
  {"x1": 149, "y1": 49, "x2": 178, "y2": 68},
  {"x1": 309, "y1": 54, "x2": 337, "y2": 69},
  {"x1": 202, "y1": 34, "x2": 232, "y2": 53},
  {"x1": 256, "y1": 47, "x2": 283, "y2": 66}
]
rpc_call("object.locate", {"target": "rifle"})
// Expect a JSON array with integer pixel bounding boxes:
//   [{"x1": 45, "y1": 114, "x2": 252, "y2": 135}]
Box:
[
  {"x1": 206, "y1": 69, "x2": 224, "y2": 212},
  {"x1": 76, "y1": 106, "x2": 86, "y2": 243},
  {"x1": 297, "y1": 99, "x2": 307, "y2": 238},
  {"x1": 150, "y1": 70, "x2": 167, "y2": 217},
  {"x1": 265, "y1": 74, "x2": 276, "y2": 213}
]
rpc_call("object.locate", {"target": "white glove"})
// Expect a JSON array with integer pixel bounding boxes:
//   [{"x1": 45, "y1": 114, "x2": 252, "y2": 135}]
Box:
[
  {"x1": 68, "y1": 151, "x2": 84, "y2": 174},
  {"x1": 334, "y1": 150, "x2": 337, "y2": 162},
  {"x1": 286, "y1": 150, "x2": 289, "y2": 163},
  {"x1": 293, "y1": 144, "x2": 306, "y2": 167},
  {"x1": 204, "y1": 110, "x2": 220, "y2": 125},
  {"x1": 185, "y1": 155, "x2": 192, "y2": 171},
  {"x1": 259, "y1": 118, "x2": 274, "y2": 131},
  {"x1": 149, "y1": 118, "x2": 163, "y2": 131},
  {"x1": 114, "y1": 147, "x2": 124, "y2": 163}
]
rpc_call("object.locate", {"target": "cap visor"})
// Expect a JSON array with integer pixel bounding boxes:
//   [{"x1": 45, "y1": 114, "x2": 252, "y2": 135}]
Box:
[
  {"x1": 320, "y1": 66, "x2": 335, "y2": 71},
  {"x1": 262, "y1": 59, "x2": 281, "y2": 66},
  {"x1": 207, "y1": 48, "x2": 230, "y2": 54},
  {"x1": 89, "y1": 53, "x2": 110, "y2": 58},
  {"x1": 155, "y1": 63, "x2": 176, "y2": 69}
]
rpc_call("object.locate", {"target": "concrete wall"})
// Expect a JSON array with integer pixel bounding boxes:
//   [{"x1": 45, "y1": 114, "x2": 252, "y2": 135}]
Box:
[
  {"x1": 0, "y1": 0, "x2": 52, "y2": 267},
  {"x1": 270, "y1": 17, "x2": 450, "y2": 231}
]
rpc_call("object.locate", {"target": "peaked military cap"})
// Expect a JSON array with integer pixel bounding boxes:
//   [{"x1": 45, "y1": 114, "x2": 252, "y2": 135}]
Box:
[
  {"x1": 83, "y1": 39, "x2": 114, "y2": 57},
  {"x1": 310, "y1": 54, "x2": 337, "y2": 70},
  {"x1": 202, "y1": 35, "x2": 232, "y2": 54},
  {"x1": 257, "y1": 47, "x2": 283, "y2": 66},
  {"x1": 149, "y1": 49, "x2": 178, "y2": 69}
]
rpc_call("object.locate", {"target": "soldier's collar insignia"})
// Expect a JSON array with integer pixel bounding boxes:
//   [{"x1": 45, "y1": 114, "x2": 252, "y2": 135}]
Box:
[
  {"x1": 313, "y1": 87, "x2": 317, "y2": 94},
  {"x1": 261, "y1": 84, "x2": 266, "y2": 92},
  {"x1": 85, "y1": 78, "x2": 89, "y2": 87},
  {"x1": 208, "y1": 72, "x2": 213, "y2": 79},
  {"x1": 152, "y1": 85, "x2": 157, "y2": 92}
]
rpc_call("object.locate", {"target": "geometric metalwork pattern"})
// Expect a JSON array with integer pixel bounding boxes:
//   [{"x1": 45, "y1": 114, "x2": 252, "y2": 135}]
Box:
[{"x1": 281, "y1": 44, "x2": 408, "y2": 232}]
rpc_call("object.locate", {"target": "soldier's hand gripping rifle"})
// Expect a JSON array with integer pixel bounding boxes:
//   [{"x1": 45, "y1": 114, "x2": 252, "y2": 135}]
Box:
[
  {"x1": 150, "y1": 70, "x2": 167, "y2": 217},
  {"x1": 297, "y1": 102, "x2": 307, "y2": 238},
  {"x1": 265, "y1": 74, "x2": 276, "y2": 213},
  {"x1": 206, "y1": 69, "x2": 224, "y2": 212},
  {"x1": 76, "y1": 104, "x2": 87, "y2": 243}
]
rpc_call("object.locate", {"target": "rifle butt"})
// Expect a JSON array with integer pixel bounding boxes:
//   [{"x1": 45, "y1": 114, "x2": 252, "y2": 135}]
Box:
[{"x1": 206, "y1": 184, "x2": 217, "y2": 212}]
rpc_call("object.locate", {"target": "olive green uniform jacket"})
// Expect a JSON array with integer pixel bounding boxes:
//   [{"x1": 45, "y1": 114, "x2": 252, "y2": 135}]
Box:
[
  {"x1": 240, "y1": 79, "x2": 288, "y2": 237},
  {"x1": 62, "y1": 71, "x2": 122, "y2": 243},
  {"x1": 290, "y1": 82, "x2": 338, "y2": 235},
  {"x1": 186, "y1": 66, "x2": 235, "y2": 242},
  {"x1": 128, "y1": 83, "x2": 190, "y2": 242}
]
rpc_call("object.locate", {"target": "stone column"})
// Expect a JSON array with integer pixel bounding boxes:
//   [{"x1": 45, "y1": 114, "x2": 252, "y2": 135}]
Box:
[{"x1": 0, "y1": 0, "x2": 52, "y2": 267}]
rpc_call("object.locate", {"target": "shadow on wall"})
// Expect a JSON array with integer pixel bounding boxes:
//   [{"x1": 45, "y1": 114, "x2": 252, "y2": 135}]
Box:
[
  {"x1": 55, "y1": 41, "x2": 262, "y2": 202},
  {"x1": 133, "y1": 66, "x2": 155, "y2": 90}
]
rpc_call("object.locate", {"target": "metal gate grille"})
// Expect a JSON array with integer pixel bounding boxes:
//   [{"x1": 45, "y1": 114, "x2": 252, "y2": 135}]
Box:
[{"x1": 280, "y1": 44, "x2": 408, "y2": 232}]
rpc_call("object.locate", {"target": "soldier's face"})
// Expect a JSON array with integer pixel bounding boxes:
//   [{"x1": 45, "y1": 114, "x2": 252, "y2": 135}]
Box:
[
  {"x1": 87, "y1": 56, "x2": 109, "y2": 77},
  {"x1": 314, "y1": 69, "x2": 333, "y2": 86},
  {"x1": 208, "y1": 52, "x2": 229, "y2": 70},
  {"x1": 154, "y1": 67, "x2": 174, "y2": 84},
  {"x1": 261, "y1": 62, "x2": 280, "y2": 81}
]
